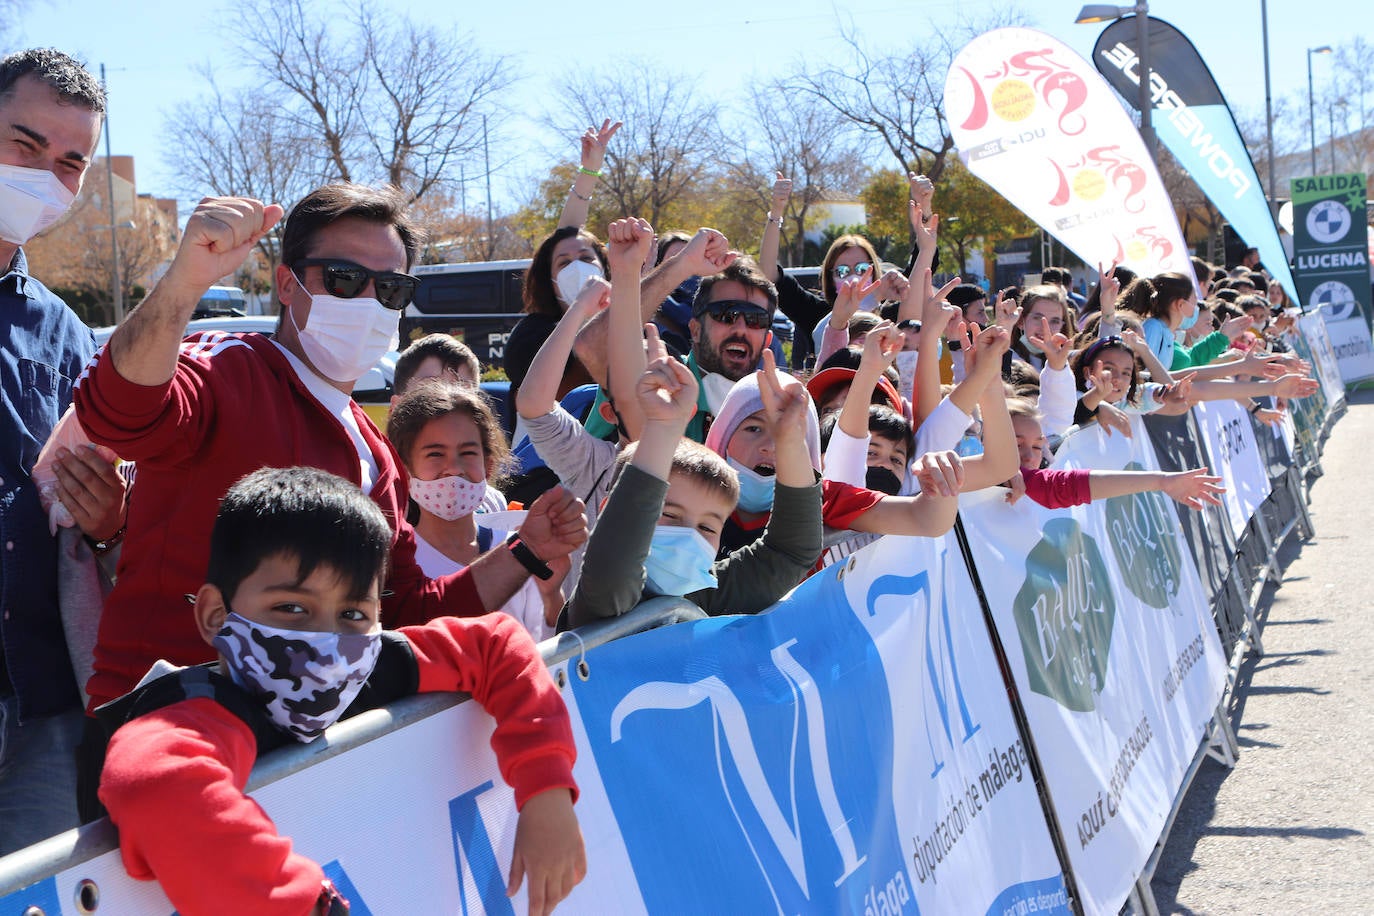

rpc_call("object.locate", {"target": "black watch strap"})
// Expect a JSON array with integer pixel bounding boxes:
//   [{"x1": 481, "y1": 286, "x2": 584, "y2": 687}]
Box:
[{"x1": 505, "y1": 533, "x2": 554, "y2": 580}]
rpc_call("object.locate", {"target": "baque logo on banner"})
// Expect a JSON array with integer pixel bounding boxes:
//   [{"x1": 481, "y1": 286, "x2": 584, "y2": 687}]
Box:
[
  {"x1": 1102, "y1": 462, "x2": 1184, "y2": 609},
  {"x1": 1012, "y1": 517, "x2": 1117, "y2": 712},
  {"x1": 1091, "y1": 17, "x2": 1301, "y2": 305},
  {"x1": 944, "y1": 27, "x2": 1193, "y2": 281}
]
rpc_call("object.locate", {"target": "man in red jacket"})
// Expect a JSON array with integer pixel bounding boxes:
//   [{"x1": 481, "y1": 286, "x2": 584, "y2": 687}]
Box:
[{"x1": 74, "y1": 186, "x2": 585, "y2": 720}]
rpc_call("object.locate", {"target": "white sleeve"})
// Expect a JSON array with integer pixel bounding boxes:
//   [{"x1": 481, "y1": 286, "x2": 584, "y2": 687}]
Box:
[
  {"x1": 894, "y1": 350, "x2": 919, "y2": 403},
  {"x1": 822, "y1": 426, "x2": 870, "y2": 487},
  {"x1": 914, "y1": 397, "x2": 971, "y2": 455},
  {"x1": 1038, "y1": 364, "x2": 1077, "y2": 438}
]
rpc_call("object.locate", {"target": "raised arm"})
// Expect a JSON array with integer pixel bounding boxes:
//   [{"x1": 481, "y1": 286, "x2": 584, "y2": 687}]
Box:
[
  {"x1": 603, "y1": 217, "x2": 657, "y2": 440},
  {"x1": 913, "y1": 271, "x2": 964, "y2": 425},
  {"x1": 955, "y1": 325, "x2": 1019, "y2": 490},
  {"x1": 108, "y1": 197, "x2": 282, "y2": 386},
  {"x1": 514, "y1": 278, "x2": 610, "y2": 420},
  {"x1": 557, "y1": 119, "x2": 621, "y2": 230},
  {"x1": 759, "y1": 172, "x2": 791, "y2": 282},
  {"x1": 572, "y1": 227, "x2": 737, "y2": 387}
]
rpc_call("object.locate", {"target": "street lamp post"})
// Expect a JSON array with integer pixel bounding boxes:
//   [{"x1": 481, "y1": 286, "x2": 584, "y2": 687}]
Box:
[
  {"x1": 100, "y1": 63, "x2": 123, "y2": 324},
  {"x1": 1306, "y1": 45, "x2": 1332, "y2": 177},
  {"x1": 1075, "y1": 2, "x2": 1155, "y2": 161}
]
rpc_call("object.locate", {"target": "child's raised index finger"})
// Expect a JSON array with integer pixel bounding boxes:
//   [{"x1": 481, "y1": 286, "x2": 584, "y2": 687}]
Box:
[{"x1": 643, "y1": 323, "x2": 667, "y2": 363}]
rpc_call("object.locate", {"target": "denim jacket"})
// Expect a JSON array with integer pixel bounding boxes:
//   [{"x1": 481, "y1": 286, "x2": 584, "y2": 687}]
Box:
[{"x1": 0, "y1": 249, "x2": 96, "y2": 720}]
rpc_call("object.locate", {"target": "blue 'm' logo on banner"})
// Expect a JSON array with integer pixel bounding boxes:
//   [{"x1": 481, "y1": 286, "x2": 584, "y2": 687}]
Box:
[{"x1": 573, "y1": 569, "x2": 917, "y2": 914}]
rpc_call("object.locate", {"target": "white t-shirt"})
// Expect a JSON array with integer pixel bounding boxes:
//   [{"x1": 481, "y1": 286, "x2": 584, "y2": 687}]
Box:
[
  {"x1": 272, "y1": 341, "x2": 378, "y2": 492},
  {"x1": 411, "y1": 529, "x2": 550, "y2": 643}
]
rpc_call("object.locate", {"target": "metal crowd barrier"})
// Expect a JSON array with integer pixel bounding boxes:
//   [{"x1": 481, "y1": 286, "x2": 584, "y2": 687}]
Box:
[{"x1": 0, "y1": 598, "x2": 706, "y2": 901}]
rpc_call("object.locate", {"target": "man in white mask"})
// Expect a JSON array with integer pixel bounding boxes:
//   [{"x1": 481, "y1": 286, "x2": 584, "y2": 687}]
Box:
[
  {"x1": 73, "y1": 185, "x2": 587, "y2": 814},
  {"x1": 0, "y1": 48, "x2": 128, "y2": 855}
]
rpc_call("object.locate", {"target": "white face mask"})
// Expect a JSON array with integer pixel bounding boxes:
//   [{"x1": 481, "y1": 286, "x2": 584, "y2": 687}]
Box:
[
  {"x1": 699, "y1": 372, "x2": 736, "y2": 415},
  {"x1": 409, "y1": 474, "x2": 487, "y2": 521},
  {"x1": 289, "y1": 273, "x2": 399, "y2": 384},
  {"x1": 0, "y1": 163, "x2": 76, "y2": 245},
  {"x1": 554, "y1": 259, "x2": 603, "y2": 307}
]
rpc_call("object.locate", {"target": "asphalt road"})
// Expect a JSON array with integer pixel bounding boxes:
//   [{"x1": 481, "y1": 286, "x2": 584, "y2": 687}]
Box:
[{"x1": 1151, "y1": 388, "x2": 1374, "y2": 914}]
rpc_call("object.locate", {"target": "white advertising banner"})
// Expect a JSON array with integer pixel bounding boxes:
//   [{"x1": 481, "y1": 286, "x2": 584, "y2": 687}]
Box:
[
  {"x1": 1, "y1": 536, "x2": 1068, "y2": 916},
  {"x1": 1190, "y1": 399, "x2": 1272, "y2": 541},
  {"x1": 944, "y1": 27, "x2": 1194, "y2": 281},
  {"x1": 1320, "y1": 315, "x2": 1374, "y2": 384},
  {"x1": 958, "y1": 416, "x2": 1227, "y2": 915},
  {"x1": 1299, "y1": 312, "x2": 1348, "y2": 406}
]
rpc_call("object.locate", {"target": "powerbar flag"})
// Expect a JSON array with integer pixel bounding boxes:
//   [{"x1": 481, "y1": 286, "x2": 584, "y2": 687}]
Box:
[
  {"x1": 1092, "y1": 17, "x2": 1300, "y2": 304},
  {"x1": 944, "y1": 27, "x2": 1192, "y2": 279}
]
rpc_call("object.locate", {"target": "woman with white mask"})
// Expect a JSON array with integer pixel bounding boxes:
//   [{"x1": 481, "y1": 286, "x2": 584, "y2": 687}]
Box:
[{"x1": 387, "y1": 378, "x2": 565, "y2": 641}]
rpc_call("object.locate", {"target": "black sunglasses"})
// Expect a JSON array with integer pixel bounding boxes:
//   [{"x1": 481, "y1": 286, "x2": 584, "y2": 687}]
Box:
[
  {"x1": 293, "y1": 258, "x2": 420, "y2": 311},
  {"x1": 702, "y1": 300, "x2": 772, "y2": 330}
]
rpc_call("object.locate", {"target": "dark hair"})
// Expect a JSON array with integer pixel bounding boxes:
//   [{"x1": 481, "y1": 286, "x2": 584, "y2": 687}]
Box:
[
  {"x1": 1237, "y1": 294, "x2": 1270, "y2": 315},
  {"x1": 1189, "y1": 256, "x2": 1213, "y2": 287},
  {"x1": 1213, "y1": 288, "x2": 1240, "y2": 304},
  {"x1": 206, "y1": 467, "x2": 391, "y2": 604},
  {"x1": 280, "y1": 184, "x2": 422, "y2": 271},
  {"x1": 867, "y1": 404, "x2": 914, "y2": 459},
  {"x1": 394, "y1": 333, "x2": 480, "y2": 396},
  {"x1": 820, "y1": 234, "x2": 881, "y2": 304},
  {"x1": 1005, "y1": 360, "x2": 1041, "y2": 399},
  {"x1": 692, "y1": 256, "x2": 777, "y2": 315},
  {"x1": 387, "y1": 379, "x2": 514, "y2": 485},
  {"x1": 1118, "y1": 272, "x2": 1194, "y2": 322},
  {"x1": 1083, "y1": 265, "x2": 1137, "y2": 317},
  {"x1": 0, "y1": 48, "x2": 105, "y2": 113},
  {"x1": 523, "y1": 226, "x2": 608, "y2": 318},
  {"x1": 613, "y1": 438, "x2": 739, "y2": 506},
  {"x1": 947, "y1": 283, "x2": 987, "y2": 308},
  {"x1": 1072, "y1": 337, "x2": 1140, "y2": 406},
  {"x1": 655, "y1": 230, "x2": 693, "y2": 266},
  {"x1": 1245, "y1": 271, "x2": 1267, "y2": 293}
]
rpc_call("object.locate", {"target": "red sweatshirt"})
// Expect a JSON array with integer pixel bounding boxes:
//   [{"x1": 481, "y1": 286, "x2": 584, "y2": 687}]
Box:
[
  {"x1": 1021, "y1": 466, "x2": 1092, "y2": 509},
  {"x1": 99, "y1": 614, "x2": 577, "y2": 916},
  {"x1": 74, "y1": 333, "x2": 488, "y2": 710}
]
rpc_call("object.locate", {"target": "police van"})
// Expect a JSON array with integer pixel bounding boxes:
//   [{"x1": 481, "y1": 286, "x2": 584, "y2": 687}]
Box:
[{"x1": 406, "y1": 259, "x2": 530, "y2": 367}]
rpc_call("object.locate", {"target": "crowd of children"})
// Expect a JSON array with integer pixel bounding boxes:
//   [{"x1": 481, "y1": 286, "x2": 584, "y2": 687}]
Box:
[{"x1": 45, "y1": 140, "x2": 1323, "y2": 916}]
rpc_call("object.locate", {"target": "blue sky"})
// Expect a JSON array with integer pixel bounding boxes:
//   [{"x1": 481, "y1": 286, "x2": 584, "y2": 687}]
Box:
[{"x1": 9, "y1": 0, "x2": 1368, "y2": 211}]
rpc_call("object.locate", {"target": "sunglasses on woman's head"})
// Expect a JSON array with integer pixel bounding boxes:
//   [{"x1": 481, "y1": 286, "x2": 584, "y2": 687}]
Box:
[
  {"x1": 293, "y1": 258, "x2": 420, "y2": 311},
  {"x1": 832, "y1": 262, "x2": 873, "y2": 280}
]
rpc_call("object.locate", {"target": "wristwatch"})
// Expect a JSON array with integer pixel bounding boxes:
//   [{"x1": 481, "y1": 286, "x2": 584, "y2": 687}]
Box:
[{"x1": 505, "y1": 532, "x2": 554, "y2": 580}]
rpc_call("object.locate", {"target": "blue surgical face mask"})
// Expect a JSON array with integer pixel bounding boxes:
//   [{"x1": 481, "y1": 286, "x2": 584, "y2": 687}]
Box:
[
  {"x1": 727, "y1": 457, "x2": 775, "y2": 513},
  {"x1": 644, "y1": 525, "x2": 719, "y2": 597},
  {"x1": 1177, "y1": 305, "x2": 1199, "y2": 330},
  {"x1": 956, "y1": 435, "x2": 984, "y2": 457}
]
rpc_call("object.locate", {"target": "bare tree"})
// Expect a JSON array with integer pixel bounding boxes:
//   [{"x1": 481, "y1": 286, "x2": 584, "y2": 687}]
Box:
[
  {"x1": 219, "y1": 0, "x2": 513, "y2": 202},
  {"x1": 163, "y1": 72, "x2": 323, "y2": 278},
  {"x1": 787, "y1": 11, "x2": 1030, "y2": 186},
  {"x1": 546, "y1": 59, "x2": 722, "y2": 227},
  {"x1": 725, "y1": 84, "x2": 867, "y2": 266}
]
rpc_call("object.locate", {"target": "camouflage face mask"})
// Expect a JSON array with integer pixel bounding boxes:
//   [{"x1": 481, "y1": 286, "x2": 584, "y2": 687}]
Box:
[{"x1": 212, "y1": 611, "x2": 382, "y2": 742}]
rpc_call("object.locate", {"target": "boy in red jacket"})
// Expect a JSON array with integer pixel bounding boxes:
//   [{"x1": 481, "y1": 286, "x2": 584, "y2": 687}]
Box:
[{"x1": 97, "y1": 466, "x2": 585, "y2": 916}]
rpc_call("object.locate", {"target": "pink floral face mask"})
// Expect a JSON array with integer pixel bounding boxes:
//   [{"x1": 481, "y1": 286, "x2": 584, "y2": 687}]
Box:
[{"x1": 408, "y1": 474, "x2": 486, "y2": 521}]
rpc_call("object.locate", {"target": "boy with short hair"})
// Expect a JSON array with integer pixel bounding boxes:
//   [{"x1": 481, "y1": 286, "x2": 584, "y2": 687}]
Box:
[
  {"x1": 392, "y1": 332, "x2": 482, "y2": 400},
  {"x1": 561, "y1": 335, "x2": 823, "y2": 629},
  {"x1": 96, "y1": 466, "x2": 584, "y2": 916}
]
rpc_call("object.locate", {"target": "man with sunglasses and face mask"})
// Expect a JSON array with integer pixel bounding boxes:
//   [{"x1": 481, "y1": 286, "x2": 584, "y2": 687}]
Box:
[{"x1": 73, "y1": 187, "x2": 587, "y2": 790}]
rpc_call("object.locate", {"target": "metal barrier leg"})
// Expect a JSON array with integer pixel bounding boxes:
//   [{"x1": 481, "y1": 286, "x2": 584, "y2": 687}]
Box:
[
  {"x1": 1288, "y1": 466, "x2": 1316, "y2": 541},
  {"x1": 1231, "y1": 570, "x2": 1264, "y2": 659},
  {"x1": 1204, "y1": 702, "x2": 1239, "y2": 768},
  {"x1": 1132, "y1": 874, "x2": 1162, "y2": 916},
  {"x1": 1251, "y1": 504, "x2": 1281, "y2": 586}
]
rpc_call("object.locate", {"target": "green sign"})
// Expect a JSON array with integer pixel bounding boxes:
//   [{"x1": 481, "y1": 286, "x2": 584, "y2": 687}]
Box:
[
  {"x1": 1013, "y1": 518, "x2": 1117, "y2": 712},
  {"x1": 1102, "y1": 463, "x2": 1184, "y2": 609},
  {"x1": 1291, "y1": 173, "x2": 1370, "y2": 327}
]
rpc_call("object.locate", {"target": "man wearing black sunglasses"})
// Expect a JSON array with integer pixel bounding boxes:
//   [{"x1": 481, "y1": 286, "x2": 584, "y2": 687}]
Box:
[
  {"x1": 74, "y1": 185, "x2": 587, "y2": 729},
  {"x1": 688, "y1": 260, "x2": 778, "y2": 410}
]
